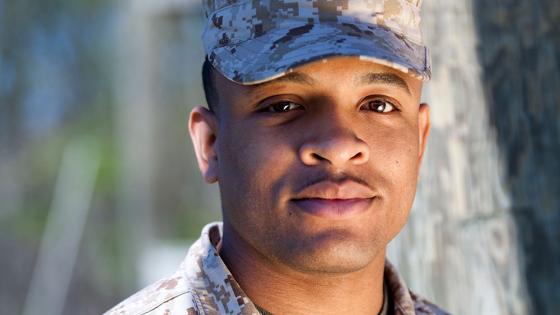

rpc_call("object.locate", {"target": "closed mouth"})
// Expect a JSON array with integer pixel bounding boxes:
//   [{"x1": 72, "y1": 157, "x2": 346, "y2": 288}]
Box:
[{"x1": 291, "y1": 197, "x2": 375, "y2": 219}]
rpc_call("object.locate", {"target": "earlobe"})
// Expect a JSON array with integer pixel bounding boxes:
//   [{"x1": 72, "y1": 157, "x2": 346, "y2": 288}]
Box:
[
  {"x1": 188, "y1": 106, "x2": 219, "y2": 183},
  {"x1": 417, "y1": 103, "x2": 431, "y2": 164}
]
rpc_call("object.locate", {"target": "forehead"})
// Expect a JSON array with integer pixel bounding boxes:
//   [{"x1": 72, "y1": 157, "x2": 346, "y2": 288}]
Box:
[{"x1": 215, "y1": 56, "x2": 422, "y2": 104}]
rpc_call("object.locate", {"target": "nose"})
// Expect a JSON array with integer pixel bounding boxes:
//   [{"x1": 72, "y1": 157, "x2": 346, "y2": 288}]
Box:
[{"x1": 299, "y1": 130, "x2": 370, "y2": 167}]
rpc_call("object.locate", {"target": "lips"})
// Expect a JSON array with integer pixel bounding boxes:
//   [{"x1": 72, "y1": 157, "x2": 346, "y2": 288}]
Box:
[
  {"x1": 291, "y1": 179, "x2": 376, "y2": 219},
  {"x1": 292, "y1": 198, "x2": 374, "y2": 218}
]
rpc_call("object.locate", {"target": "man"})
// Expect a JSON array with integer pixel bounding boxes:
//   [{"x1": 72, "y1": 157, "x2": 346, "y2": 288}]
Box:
[{"x1": 107, "y1": 0, "x2": 449, "y2": 314}]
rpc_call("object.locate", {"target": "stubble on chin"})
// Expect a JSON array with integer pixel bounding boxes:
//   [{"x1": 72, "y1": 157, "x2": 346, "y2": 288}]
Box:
[{"x1": 259, "y1": 222, "x2": 388, "y2": 275}]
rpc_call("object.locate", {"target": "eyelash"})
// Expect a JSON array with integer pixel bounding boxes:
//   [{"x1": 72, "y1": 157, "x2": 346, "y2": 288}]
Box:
[
  {"x1": 261, "y1": 96, "x2": 399, "y2": 114},
  {"x1": 261, "y1": 101, "x2": 304, "y2": 113}
]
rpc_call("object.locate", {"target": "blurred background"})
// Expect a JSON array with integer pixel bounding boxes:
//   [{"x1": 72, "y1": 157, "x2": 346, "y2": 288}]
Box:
[{"x1": 0, "y1": 0, "x2": 558, "y2": 314}]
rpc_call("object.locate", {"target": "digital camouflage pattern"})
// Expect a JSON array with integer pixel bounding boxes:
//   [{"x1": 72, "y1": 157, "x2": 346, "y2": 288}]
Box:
[
  {"x1": 105, "y1": 222, "x2": 450, "y2": 315},
  {"x1": 201, "y1": 0, "x2": 431, "y2": 85}
]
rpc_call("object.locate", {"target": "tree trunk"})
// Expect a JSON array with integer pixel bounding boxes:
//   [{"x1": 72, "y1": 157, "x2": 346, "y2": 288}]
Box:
[{"x1": 386, "y1": 0, "x2": 559, "y2": 314}]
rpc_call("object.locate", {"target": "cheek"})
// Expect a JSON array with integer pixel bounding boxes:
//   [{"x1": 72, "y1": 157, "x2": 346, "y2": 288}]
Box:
[
  {"x1": 367, "y1": 121, "x2": 420, "y2": 178},
  {"x1": 217, "y1": 122, "x2": 295, "y2": 219},
  {"x1": 367, "y1": 124, "x2": 420, "y2": 237}
]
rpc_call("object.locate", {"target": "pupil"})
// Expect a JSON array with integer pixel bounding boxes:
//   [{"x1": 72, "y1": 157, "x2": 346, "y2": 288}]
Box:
[
  {"x1": 372, "y1": 100, "x2": 385, "y2": 112},
  {"x1": 275, "y1": 102, "x2": 290, "y2": 111}
]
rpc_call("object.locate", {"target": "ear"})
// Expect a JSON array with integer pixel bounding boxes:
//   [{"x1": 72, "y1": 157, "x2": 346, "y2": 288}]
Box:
[
  {"x1": 417, "y1": 102, "x2": 431, "y2": 164},
  {"x1": 188, "y1": 106, "x2": 219, "y2": 183}
]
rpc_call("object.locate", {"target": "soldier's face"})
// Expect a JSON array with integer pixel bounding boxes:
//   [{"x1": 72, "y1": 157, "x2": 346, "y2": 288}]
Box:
[{"x1": 190, "y1": 56, "x2": 430, "y2": 273}]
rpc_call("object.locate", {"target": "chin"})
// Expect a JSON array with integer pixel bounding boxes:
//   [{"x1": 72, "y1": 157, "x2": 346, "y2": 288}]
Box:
[{"x1": 275, "y1": 229, "x2": 384, "y2": 274}]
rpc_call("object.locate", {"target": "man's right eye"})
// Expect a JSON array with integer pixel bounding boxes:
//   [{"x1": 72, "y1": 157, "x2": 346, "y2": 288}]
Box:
[{"x1": 264, "y1": 101, "x2": 304, "y2": 113}]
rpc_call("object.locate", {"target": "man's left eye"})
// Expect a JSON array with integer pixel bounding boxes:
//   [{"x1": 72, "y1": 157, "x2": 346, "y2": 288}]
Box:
[{"x1": 360, "y1": 98, "x2": 397, "y2": 113}]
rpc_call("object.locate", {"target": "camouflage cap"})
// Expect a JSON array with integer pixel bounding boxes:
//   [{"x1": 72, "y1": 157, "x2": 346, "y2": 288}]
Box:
[{"x1": 201, "y1": 0, "x2": 431, "y2": 85}]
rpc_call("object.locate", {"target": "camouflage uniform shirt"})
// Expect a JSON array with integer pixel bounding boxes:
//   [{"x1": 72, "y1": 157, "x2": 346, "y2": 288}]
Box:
[{"x1": 105, "y1": 222, "x2": 449, "y2": 315}]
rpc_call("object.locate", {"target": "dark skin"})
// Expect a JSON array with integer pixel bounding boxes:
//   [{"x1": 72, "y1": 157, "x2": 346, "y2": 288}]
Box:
[{"x1": 189, "y1": 56, "x2": 430, "y2": 314}]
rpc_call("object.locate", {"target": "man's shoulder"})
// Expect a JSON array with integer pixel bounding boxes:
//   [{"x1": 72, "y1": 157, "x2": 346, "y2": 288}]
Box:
[
  {"x1": 104, "y1": 272, "x2": 200, "y2": 315},
  {"x1": 104, "y1": 222, "x2": 256, "y2": 315}
]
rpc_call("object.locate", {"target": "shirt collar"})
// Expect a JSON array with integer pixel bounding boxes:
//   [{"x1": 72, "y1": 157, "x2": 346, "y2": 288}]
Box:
[{"x1": 185, "y1": 221, "x2": 420, "y2": 315}]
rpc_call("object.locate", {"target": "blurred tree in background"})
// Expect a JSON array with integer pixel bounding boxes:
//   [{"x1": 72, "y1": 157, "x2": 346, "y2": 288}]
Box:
[
  {"x1": 473, "y1": 0, "x2": 560, "y2": 313},
  {"x1": 1, "y1": 1, "x2": 121, "y2": 313},
  {"x1": 1, "y1": 0, "x2": 219, "y2": 314}
]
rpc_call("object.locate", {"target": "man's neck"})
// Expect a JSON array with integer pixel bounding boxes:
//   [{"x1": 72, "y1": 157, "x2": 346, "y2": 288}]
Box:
[{"x1": 219, "y1": 225, "x2": 386, "y2": 315}]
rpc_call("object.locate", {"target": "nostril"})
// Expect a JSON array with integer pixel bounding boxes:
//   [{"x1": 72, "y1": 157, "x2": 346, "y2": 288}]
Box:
[
  {"x1": 311, "y1": 153, "x2": 327, "y2": 161},
  {"x1": 351, "y1": 148, "x2": 369, "y2": 164},
  {"x1": 299, "y1": 137, "x2": 370, "y2": 166}
]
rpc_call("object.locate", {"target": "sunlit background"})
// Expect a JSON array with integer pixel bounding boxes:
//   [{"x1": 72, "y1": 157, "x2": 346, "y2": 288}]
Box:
[{"x1": 1, "y1": 0, "x2": 558, "y2": 314}]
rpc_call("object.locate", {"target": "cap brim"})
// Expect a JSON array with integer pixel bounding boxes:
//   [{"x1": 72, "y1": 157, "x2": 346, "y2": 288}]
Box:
[{"x1": 208, "y1": 22, "x2": 431, "y2": 85}]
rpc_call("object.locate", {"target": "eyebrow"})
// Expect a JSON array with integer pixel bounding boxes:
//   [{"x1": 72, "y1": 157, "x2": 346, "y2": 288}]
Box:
[
  {"x1": 356, "y1": 72, "x2": 411, "y2": 95},
  {"x1": 253, "y1": 71, "x2": 411, "y2": 95},
  {"x1": 248, "y1": 72, "x2": 315, "y2": 102},
  {"x1": 256, "y1": 72, "x2": 315, "y2": 88}
]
